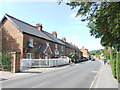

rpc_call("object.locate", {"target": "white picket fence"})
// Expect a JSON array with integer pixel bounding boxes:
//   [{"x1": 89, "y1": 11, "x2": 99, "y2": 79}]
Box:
[{"x1": 20, "y1": 58, "x2": 70, "y2": 70}]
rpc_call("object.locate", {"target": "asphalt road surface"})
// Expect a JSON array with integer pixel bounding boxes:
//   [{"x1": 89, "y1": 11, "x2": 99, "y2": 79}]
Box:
[{"x1": 2, "y1": 60, "x2": 102, "y2": 88}]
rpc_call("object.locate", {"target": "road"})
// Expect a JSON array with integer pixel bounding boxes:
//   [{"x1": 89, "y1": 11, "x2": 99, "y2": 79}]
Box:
[{"x1": 2, "y1": 60, "x2": 101, "y2": 88}]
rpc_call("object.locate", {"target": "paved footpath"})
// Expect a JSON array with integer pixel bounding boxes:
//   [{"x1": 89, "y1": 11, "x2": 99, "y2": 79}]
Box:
[
  {"x1": 0, "y1": 65, "x2": 69, "y2": 81},
  {"x1": 92, "y1": 60, "x2": 119, "y2": 88}
]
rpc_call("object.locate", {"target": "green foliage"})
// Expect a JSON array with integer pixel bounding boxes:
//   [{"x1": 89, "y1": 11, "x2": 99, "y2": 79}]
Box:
[
  {"x1": 104, "y1": 51, "x2": 110, "y2": 60},
  {"x1": 110, "y1": 50, "x2": 117, "y2": 79},
  {"x1": 116, "y1": 52, "x2": 120, "y2": 82},
  {"x1": 90, "y1": 50, "x2": 102, "y2": 56},
  {"x1": 69, "y1": 53, "x2": 79, "y2": 63},
  {"x1": 90, "y1": 52, "x2": 95, "y2": 55},
  {"x1": 111, "y1": 58, "x2": 116, "y2": 78},
  {"x1": 66, "y1": 2, "x2": 120, "y2": 50},
  {"x1": 0, "y1": 52, "x2": 11, "y2": 70}
]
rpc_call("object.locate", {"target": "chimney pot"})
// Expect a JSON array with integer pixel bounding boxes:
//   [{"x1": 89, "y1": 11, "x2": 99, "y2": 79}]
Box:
[
  {"x1": 36, "y1": 24, "x2": 43, "y2": 31},
  {"x1": 62, "y1": 37, "x2": 66, "y2": 42},
  {"x1": 52, "y1": 32, "x2": 57, "y2": 37},
  {"x1": 69, "y1": 42, "x2": 73, "y2": 46}
]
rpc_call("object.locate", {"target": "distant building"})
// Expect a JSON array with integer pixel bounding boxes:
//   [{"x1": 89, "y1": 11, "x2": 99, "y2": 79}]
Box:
[{"x1": 80, "y1": 47, "x2": 90, "y2": 58}]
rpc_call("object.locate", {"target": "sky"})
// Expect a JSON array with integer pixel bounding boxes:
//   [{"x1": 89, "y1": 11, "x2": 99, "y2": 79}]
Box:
[{"x1": 0, "y1": 1, "x2": 104, "y2": 51}]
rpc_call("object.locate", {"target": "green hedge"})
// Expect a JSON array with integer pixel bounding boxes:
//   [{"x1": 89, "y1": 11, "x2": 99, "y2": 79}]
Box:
[
  {"x1": 0, "y1": 52, "x2": 11, "y2": 70},
  {"x1": 111, "y1": 51, "x2": 116, "y2": 78},
  {"x1": 110, "y1": 51, "x2": 120, "y2": 82},
  {"x1": 111, "y1": 58, "x2": 116, "y2": 78},
  {"x1": 116, "y1": 52, "x2": 120, "y2": 82}
]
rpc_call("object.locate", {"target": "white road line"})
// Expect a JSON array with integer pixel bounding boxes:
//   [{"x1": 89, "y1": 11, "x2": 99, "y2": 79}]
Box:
[
  {"x1": 91, "y1": 71, "x2": 97, "y2": 73},
  {"x1": 94, "y1": 65, "x2": 103, "y2": 88},
  {"x1": 89, "y1": 61, "x2": 103, "y2": 89},
  {"x1": 32, "y1": 81, "x2": 50, "y2": 88}
]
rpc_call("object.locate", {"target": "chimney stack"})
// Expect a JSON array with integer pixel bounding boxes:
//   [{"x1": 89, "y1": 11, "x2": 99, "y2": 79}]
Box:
[
  {"x1": 62, "y1": 37, "x2": 66, "y2": 42},
  {"x1": 52, "y1": 32, "x2": 57, "y2": 37},
  {"x1": 69, "y1": 42, "x2": 73, "y2": 46},
  {"x1": 36, "y1": 24, "x2": 43, "y2": 31}
]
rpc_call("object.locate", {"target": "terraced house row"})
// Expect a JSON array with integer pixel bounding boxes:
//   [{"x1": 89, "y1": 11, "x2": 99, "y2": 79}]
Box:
[{"x1": 0, "y1": 14, "x2": 83, "y2": 60}]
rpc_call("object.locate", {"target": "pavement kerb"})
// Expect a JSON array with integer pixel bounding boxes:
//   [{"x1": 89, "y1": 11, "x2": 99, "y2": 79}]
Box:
[
  {"x1": 1, "y1": 72, "x2": 35, "y2": 82},
  {"x1": 1, "y1": 64, "x2": 70, "y2": 82},
  {"x1": 89, "y1": 60, "x2": 103, "y2": 88}
]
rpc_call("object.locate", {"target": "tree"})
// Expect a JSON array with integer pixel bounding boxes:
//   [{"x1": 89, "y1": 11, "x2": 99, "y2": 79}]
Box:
[
  {"x1": 59, "y1": 1, "x2": 120, "y2": 50},
  {"x1": 90, "y1": 50, "x2": 102, "y2": 55},
  {"x1": 69, "y1": 53, "x2": 79, "y2": 63}
]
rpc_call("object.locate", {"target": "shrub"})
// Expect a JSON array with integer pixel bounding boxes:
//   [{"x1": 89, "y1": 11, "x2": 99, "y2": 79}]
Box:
[
  {"x1": 111, "y1": 59, "x2": 116, "y2": 78},
  {"x1": 116, "y1": 52, "x2": 120, "y2": 82},
  {"x1": 111, "y1": 51, "x2": 117, "y2": 78},
  {"x1": 69, "y1": 53, "x2": 79, "y2": 63},
  {"x1": 0, "y1": 52, "x2": 11, "y2": 70}
]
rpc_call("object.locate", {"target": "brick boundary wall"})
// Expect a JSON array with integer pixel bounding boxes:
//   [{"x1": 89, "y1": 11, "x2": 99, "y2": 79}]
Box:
[{"x1": 11, "y1": 52, "x2": 21, "y2": 73}]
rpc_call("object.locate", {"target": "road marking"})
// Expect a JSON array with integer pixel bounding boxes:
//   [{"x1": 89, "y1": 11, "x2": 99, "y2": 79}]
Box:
[
  {"x1": 94, "y1": 65, "x2": 103, "y2": 88},
  {"x1": 89, "y1": 61, "x2": 103, "y2": 89},
  {"x1": 91, "y1": 71, "x2": 97, "y2": 73},
  {"x1": 32, "y1": 81, "x2": 50, "y2": 88}
]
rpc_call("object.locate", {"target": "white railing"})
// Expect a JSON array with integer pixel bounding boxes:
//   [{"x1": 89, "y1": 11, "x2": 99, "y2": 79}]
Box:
[{"x1": 20, "y1": 58, "x2": 70, "y2": 69}]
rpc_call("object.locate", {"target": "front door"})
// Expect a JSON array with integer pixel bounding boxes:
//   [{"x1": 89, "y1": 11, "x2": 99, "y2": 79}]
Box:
[{"x1": 45, "y1": 53, "x2": 48, "y2": 59}]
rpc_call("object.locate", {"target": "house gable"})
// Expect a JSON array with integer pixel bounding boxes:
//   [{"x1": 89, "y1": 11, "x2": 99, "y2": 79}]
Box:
[
  {"x1": 1, "y1": 18, "x2": 23, "y2": 55},
  {"x1": 44, "y1": 42, "x2": 53, "y2": 54}
]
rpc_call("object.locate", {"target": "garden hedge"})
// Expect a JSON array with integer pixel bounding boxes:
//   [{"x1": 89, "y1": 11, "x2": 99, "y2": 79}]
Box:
[{"x1": 0, "y1": 52, "x2": 11, "y2": 70}]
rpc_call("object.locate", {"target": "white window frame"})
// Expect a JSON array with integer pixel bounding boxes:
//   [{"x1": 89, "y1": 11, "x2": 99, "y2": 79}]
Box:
[
  {"x1": 26, "y1": 53, "x2": 35, "y2": 59},
  {"x1": 55, "y1": 44, "x2": 58, "y2": 50},
  {"x1": 54, "y1": 50, "x2": 59, "y2": 55},
  {"x1": 29, "y1": 38, "x2": 34, "y2": 47}
]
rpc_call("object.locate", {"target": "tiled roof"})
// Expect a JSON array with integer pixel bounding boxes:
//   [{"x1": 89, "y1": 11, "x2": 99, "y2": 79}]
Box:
[
  {"x1": 42, "y1": 30, "x2": 65, "y2": 45},
  {"x1": 36, "y1": 44, "x2": 47, "y2": 54},
  {"x1": 1, "y1": 14, "x2": 81, "y2": 51},
  {"x1": 60, "y1": 39, "x2": 74, "y2": 49},
  {"x1": 4, "y1": 14, "x2": 55, "y2": 42}
]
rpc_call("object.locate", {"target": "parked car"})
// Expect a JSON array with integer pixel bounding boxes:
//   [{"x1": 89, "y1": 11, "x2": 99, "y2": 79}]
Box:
[
  {"x1": 82, "y1": 57, "x2": 88, "y2": 61},
  {"x1": 91, "y1": 58, "x2": 95, "y2": 61}
]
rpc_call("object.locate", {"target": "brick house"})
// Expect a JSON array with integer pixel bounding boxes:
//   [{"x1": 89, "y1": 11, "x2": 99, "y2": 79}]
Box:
[
  {"x1": 0, "y1": 25, "x2": 2, "y2": 55},
  {"x1": 80, "y1": 46, "x2": 90, "y2": 58},
  {"x1": 0, "y1": 14, "x2": 82, "y2": 59}
]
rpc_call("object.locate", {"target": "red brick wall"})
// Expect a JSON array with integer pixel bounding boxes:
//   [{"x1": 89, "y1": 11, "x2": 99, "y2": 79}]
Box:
[
  {"x1": 23, "y1": 33, "x2": 56, "y2": 58},
  {"x1": 23, "y1": 33, "x2": 66, "y2": 59},
  {"x1": 0, "y1": 26, "x2": 2, "y2": 54},
  {"x1": 2, "y1": 19, "x2": 23, "y2": 57}
]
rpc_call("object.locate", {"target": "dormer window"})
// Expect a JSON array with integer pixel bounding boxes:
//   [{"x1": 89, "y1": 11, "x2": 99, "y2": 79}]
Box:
[
  {"x1": 29, "y1": 38, "x2": 34, "y2": 47},
  {"x1": 55, "y1": 44, "x2": 58, "y2": 50}
]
